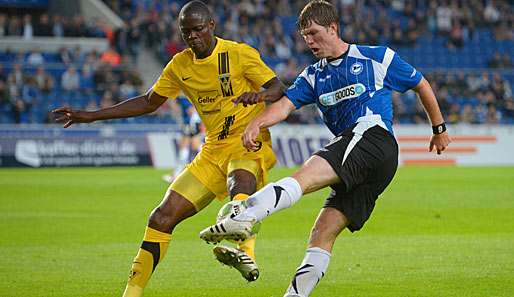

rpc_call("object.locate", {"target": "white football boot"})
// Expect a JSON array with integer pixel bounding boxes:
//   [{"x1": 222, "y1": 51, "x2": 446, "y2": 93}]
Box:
[
  {"x1": 199, "y1": 214, "x2": 256, "y2": 243},
  {"x1": 212, "y1": 245, "x2": 259, "y2": 281}
]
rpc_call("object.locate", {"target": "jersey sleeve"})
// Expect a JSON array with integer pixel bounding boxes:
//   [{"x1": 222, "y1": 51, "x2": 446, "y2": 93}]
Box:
[
  {"x1": 284, "y1": 67, "x2": 316, "y2": 109},
  {"x1": 384, "y1": 52, "x2": 423, "y2": 93},
  {"x1": 152, "y1": 59, "x2": 181, "y2": 99},
  {"x1": 240, "y1": 44, "x2": 277, "y2": 88}
]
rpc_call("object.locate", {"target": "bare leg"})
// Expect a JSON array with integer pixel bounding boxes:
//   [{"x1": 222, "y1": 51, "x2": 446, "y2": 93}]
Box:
[
  {"x1": 227, "y1": 169, "x2": 257, "y2": 197},
  {"x1": 148, "y1": 189, "x2": 197, "y2": 233},
  {"x1": 293, "y1": 155, "x2": 340, "y2": 194},
  {"x1": 308, "y1": 207, "x2": 349, "y2": 252}
]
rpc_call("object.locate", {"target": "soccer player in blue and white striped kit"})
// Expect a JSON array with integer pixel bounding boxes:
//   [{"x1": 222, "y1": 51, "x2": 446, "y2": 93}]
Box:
[{"x1": 200, "y1": 1, "x2": 451, "y2": 296}]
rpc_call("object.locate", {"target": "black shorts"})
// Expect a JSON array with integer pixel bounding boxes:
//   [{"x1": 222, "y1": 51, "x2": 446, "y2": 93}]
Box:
[{"x1": 314, "y1": 123, "x2": 398, "y2": 232}]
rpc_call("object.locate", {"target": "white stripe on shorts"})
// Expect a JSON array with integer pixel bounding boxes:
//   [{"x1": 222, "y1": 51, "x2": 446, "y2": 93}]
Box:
[{"x1": 341, "y1": 111, "x2": 387, "y2": 166}]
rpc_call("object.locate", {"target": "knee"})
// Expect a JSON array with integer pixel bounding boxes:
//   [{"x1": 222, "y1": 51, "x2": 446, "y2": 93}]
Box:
[
  {"x1": 228, "y1": 169, "x2": 257, "y2": 197},
  {"x1": 148, "y1": 206, "x2": 176, "y2": 233},
  {"x1": 147, "y1": 191, "x2": 197, "y2": 233}
]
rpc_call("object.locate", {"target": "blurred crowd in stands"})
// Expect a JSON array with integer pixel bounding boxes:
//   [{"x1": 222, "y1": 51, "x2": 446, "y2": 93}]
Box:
[
  {"x1": 0, "y1": 13, "x2": 111, "y2": 39},
  {"x1": 0, "y1": 0, "x2": 513, "y2": 125},
  {"x1": 394, "y1": 71, "x2": 512, "y2": 124},
  {"x1": 0, "y1": 46, "x2": 143, "y2": 124},
  {"x1": 102, "y1": 0, "x2": 513, "y2": 64}
]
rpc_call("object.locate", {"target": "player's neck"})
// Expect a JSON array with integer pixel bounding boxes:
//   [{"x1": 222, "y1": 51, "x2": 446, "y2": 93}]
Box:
[{"x1": 327, "y1": 40, "x2": 349, "y2": 61}]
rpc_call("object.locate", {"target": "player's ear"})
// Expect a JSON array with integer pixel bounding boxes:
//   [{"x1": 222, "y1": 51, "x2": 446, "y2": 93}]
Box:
[
  {"x1": 329, "y1": 22, "x2": 338, "y2": 36},
  {"x1": 208, "y1": 19, "x2": 215, "y2": 32}
]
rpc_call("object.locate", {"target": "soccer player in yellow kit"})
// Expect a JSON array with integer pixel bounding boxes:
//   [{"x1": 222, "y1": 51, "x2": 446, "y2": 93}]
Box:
[{"x1": 53, "y1": 1, "x2": 285, "y2": 296}]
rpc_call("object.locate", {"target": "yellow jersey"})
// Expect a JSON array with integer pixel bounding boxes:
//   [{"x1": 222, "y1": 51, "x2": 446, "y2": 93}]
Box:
[{"x1": 153, "y1": 37, "x2": 277, "y2": 144}]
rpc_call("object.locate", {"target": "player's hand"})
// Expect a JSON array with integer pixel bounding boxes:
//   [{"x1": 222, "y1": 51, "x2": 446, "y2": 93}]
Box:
[
  {"x1": 429, "y1": 131, "x2": 451, "y2": 155},
  {"x1": 52, "y1": 107, "x2": 93, "y2": 128},
  {"x1": 242, "y1": 121, "x2": 260, "y2": 151},
  {"x1": 233, "y1": 91, "x2": 265, "y2": 107}
]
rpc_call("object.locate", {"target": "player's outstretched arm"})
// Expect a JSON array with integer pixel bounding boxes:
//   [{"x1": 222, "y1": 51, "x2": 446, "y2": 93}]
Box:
[
  {"x1": 52, "y1": 89, "x2": 167, "y2": 128},
  {"x1": 232, "y1": 77, "x2": 286, "y2": 107},
  {"x1": 412, "y1": 78, "x2": 451, "y2": 154},
  {"x1": 242, "y1": 96, "x2": 295, "y2": 150}
]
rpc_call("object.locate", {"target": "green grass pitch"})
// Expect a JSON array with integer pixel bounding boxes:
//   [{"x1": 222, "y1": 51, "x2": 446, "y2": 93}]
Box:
[{"x1": 1, "y1": 166, "x2": 513, "y2": 297}]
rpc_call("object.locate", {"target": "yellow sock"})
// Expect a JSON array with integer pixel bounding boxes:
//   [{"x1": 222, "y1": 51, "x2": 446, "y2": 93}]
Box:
[
  {"x1": 233, "y1": 193, "x2": 249, "y2": 201},
  {"x1": 237, "y1": 235, "x2": 257, "y2": 260},
  {"x1": 122, "y1": 227, "x2": 171, "y2": 297},
  {"x1": 232, "y1": 193, "x2": 257, "y2": 261}
]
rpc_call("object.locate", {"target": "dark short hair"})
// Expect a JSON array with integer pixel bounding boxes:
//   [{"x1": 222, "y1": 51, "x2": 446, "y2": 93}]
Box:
[
  {"x1": 180, "y1": 0, "x2": 212, "y2": 22},
  {"x1": 298, "y1": 0, "x2": 339, "y2": 34}
]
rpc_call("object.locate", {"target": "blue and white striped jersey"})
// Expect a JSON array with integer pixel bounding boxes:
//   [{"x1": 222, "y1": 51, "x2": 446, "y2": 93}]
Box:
[{"x1": 285, "y1": 45, "x2": 423, "y2": 136}]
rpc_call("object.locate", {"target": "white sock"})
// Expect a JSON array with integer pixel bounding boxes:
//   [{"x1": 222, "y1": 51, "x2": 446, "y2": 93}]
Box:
[
  {"x1": 178, "y1": 147, "x2": 189, "y2": 165},
  {"x1": 283, "y1": 247, "x2": 331, "y2": 297},
  {"x1": 236, "y1": 177, "x2": 302, "y2": 222},
  {"x1": 173, "y1": 147, "x2": 189, "y2": 175}
]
